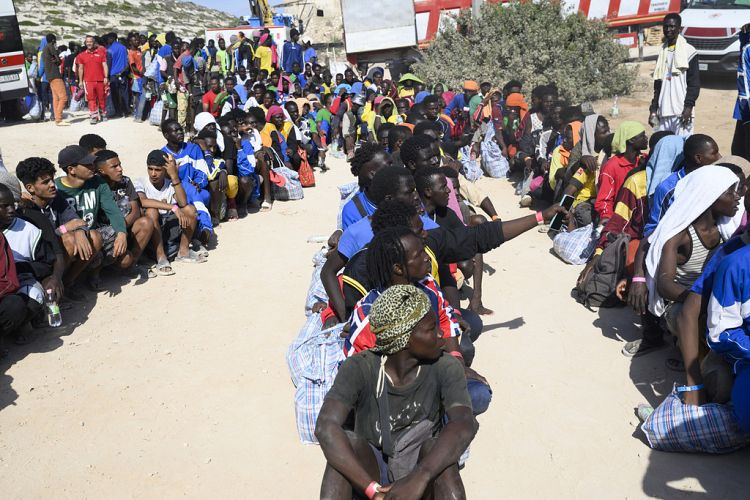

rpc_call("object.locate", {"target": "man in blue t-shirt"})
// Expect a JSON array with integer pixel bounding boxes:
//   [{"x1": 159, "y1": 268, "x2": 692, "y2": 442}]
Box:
[
  {"x1": 644, "y1": 134, "x2": 721, "y2": 236},
  {"x1": 105, "y1": 32, "x2": 130, "y2": 118},
  {"x1": 340, "y1": 143, "x2": 393, "y2": 230}
]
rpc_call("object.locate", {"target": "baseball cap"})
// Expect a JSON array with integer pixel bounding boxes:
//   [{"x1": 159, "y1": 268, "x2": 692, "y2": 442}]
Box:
[
  {"x1": 58, "y1": 145, "x2": 96, "y2": 169},
  {"x1": 147, "y1": 149, "x2": 168, "y2": 166}
]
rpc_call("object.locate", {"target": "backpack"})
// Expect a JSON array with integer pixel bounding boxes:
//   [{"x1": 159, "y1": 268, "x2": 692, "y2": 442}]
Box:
[{"x1": 572, "y1": 232, "x2": 630, "y2": 309}]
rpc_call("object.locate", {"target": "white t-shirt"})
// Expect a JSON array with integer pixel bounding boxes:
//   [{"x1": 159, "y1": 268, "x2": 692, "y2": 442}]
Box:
[
  {"x1": 134, "y1": 177, "x2": 175, "y2": 215},
  {"x1": 659, "y1": 49, "x2": 688, "y2": 118}
]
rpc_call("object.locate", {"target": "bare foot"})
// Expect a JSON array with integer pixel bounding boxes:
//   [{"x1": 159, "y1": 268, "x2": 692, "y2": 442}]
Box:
[
  {"x1": 227, "y1": 208, "x2": 239, "y2": 221},
  {"x1": 469, "y1": 301, "x2": 494, "y2": 316}
]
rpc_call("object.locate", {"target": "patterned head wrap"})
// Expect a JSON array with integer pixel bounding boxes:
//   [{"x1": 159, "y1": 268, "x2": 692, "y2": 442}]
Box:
[{"x1": 369, "y1": 285, "x2": 431, "y2": 355}]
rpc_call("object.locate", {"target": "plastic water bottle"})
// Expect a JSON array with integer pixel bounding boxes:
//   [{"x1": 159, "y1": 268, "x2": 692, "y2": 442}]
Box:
[
  {"x1": 611, "y1": 95, "x2": 620, "y2": 118},
  {"x1": 45, "y1": 289, "x2": 62, "y2": 327}
]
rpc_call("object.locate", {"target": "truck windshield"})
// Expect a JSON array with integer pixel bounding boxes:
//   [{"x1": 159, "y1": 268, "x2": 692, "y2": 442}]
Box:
[
  {"x1": 688, "y1": 0, "x2": 750, "y2": 8},
  {"x1": 0, "y1": 15, "x2": 23, "y2": 54}
]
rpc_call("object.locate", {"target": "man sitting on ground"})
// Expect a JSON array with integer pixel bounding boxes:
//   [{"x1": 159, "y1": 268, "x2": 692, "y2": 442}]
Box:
[
  {"x1": 0, "y1": 184, "x2": 56, "y2": 328},
  {"x1": 15, "y1": 157, "x2": 100, "y2": 298},
  {"x1": 595, "y1": 122, "x2": 648, "y2": 225},
  {"x1": 54, "y1": 145, "x2": 128, "y2": 290},
  {"x1": 135, "y1": 151, "x2": 205, "y2": 269},
  {"x1": 389, "y1": 125, "x2": 413, "y2": 169},
  {"x1": 315, "y1": 284, "x2": 478, "y2": 499},
  {"x1": 340, "y1": 143, "x2": 392, "y2": 230},
  {"x1": 79, "y1": 133, "x2": 107, "y2": 155},
  {"x1": 94, "y1": 150, "x2": 154, "y2": 270}
]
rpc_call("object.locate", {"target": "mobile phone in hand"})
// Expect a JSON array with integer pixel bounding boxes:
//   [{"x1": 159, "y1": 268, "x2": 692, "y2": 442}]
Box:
[{"x1": 549, "y1": 194, "x2": 574, "y2": 233}]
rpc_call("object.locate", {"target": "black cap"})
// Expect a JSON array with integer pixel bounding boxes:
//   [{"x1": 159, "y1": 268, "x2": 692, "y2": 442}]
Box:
[
  {"x1": 147, "y1": 150, "x2": 167, "y2": 166},
  {"x1": 58, "y1": 145, "x2": 96, "y2": 169}
]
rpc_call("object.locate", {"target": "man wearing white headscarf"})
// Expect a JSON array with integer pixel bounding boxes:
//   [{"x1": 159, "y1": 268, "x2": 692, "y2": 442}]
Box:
[
  {"x1": 645, "y1": 166, "x2": 742, "y2": 329},
  {"x1": 194, "y1": 112, "x2": 224, "y2": 152}
]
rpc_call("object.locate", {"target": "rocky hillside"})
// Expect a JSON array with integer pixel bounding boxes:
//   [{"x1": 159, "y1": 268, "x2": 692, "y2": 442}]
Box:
[{"x1": 15, "y1": 0, "x2": 241, "y2": 48}]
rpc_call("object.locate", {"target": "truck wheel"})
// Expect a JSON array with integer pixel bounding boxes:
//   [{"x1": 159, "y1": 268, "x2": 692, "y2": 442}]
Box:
[{"x1": 0, "y1": 99, "x2": 23, "y2": 122}]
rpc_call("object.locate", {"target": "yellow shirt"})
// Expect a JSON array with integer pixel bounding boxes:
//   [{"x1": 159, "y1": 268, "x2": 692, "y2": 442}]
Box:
[
  {"x1": 548, "y1": 146, "x2": 565, "y2": 190},
  {"x1": 255, "y1": 46, "x2": 273, "y2": 73},
  {"x1": 570, "y1": 166, "x2": 597, "y2": 207}
]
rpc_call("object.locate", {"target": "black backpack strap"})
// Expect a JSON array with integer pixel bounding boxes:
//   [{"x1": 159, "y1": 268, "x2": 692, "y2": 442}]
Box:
[{"x1": 352, "y1": 194, "x2": 368, "y2": 218}]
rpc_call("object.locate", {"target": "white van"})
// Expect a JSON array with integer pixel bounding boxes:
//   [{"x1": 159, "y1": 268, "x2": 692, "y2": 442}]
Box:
[
  {"x1": 0, "y1": 0, "x2": 29, "y2": 102},
  {"x1": 681, "y1": 0, "x2": 750, "y2": 72}
]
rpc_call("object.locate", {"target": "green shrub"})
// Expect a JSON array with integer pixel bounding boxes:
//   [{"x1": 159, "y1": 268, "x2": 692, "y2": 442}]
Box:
[{"x1": 413, "y1": 0, "x2": 635, "y2": 103}]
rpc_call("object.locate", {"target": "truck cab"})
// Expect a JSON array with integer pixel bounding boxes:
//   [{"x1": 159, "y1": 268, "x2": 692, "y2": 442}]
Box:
[
  {"x1": 681, "y1": 0, "x2": 750, "y2": 73},
  {"x1": 0, "y1": 0, "x2": 29, "y2": 103}
]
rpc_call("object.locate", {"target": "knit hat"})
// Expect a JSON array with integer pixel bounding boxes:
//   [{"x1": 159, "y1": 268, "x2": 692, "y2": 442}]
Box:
[{"x1": 369, "y1": 284, "x2": 431, "y2": 355}]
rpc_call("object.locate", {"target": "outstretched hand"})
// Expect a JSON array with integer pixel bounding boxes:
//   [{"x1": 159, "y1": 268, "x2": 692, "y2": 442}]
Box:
[{"x1": 541, "y1": 203, "x2": 569, "y2": 224}]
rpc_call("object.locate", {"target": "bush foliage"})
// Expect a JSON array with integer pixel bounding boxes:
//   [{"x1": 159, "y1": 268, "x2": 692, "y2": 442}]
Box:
[{"x1": 413, "y1": 0, "x2": 635, "y2": 103}]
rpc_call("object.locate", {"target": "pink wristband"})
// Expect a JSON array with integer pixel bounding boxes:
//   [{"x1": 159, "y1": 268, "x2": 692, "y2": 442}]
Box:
[
  {"x1": 535, "y1": 211, "x2": 544, "y2": 225},
  {"x1": 171, "y1": 204, "x2": 179, "y2": 213},
  {"x1": 365, "y1": 481, "x2": 380, "y2": 499},
  {"x1": 631, "y1": 276, "x2": 646, "y2": 283},
  {"x1": 58, "y1": 224, "x2": 67, "y2": 234}
]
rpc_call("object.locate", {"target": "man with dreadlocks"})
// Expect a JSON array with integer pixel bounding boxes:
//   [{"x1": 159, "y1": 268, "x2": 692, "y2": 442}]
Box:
[
  {"x1": 322, "y1": 167, "x2": 440, "y2": 322},
  {"x1": 340, "y1": 143, "x2": 393, "y2": 230},
  {"x1": 316, "y1": 284, "x2": 477, "y2": 500},
  {"x1": 344, "y1": 223, "x2": 492, "y2": 418}
]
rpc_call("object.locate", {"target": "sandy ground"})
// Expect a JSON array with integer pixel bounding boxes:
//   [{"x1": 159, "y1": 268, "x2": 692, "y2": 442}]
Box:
[{"x1": 1, "y1": 61, "x2": 749, "y2": 498}]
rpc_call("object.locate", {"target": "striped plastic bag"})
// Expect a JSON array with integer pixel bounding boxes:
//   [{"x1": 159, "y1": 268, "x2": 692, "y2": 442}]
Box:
[{"x1": 642, "y1": 387, "x2": 750, "y2": 454}]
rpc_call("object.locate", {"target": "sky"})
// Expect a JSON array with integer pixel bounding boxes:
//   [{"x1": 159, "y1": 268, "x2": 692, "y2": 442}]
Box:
[{"x1": 191, "y1": 0, "x2": 282, "y2": 17}]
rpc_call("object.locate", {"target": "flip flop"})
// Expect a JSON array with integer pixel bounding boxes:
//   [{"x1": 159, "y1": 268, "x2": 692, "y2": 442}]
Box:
[
  {"x1": 261, "y1": 200, "x2": 273, "y2": 212},
  {"x1": 175, "y1": 250, "x2": 207, "y2": 264},
  {"x1": 154, "y1": 260, "x2": 175, "y2": 276}
]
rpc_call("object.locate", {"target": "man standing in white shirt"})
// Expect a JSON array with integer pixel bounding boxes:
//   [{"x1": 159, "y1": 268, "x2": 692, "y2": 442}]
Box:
[{"x1": 649, "y1": 13, "x2": 700, "y2": 136}]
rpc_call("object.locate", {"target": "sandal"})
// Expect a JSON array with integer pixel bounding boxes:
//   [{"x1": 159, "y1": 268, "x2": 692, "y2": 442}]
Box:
[
  {"x1": 175, "y1": 250, "x2": 207, "y2": 264},
  {"x1": 261, "y1": 200, "x2": 273, "y2": 212},
  {"x1": 154, "y1": 260, "x2": 175, "y2": 276}
]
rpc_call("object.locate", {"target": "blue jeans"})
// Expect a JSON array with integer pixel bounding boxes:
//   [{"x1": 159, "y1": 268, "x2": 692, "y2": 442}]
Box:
[
  {"x1": 134, "y1": 91, "x2": 147, "y2": 120},
  {"x1": 732, "y1": 362, "x2": 750, "y2": 433},
  {"x1": 467, "y1": 379, "x2": 492, "y2": 416},
  {"x1": 458, "y1": 308, "x2": 484, "y2": 367}
]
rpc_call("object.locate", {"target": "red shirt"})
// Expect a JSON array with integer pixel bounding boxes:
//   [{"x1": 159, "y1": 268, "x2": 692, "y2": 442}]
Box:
[
  {"x1": 595, "y1": 154, "x2": 641, "y2": 221},
  {"x1": 75, "y1": 47, "x2": 107, "y2": 82},
  {"x1": 128, "y1": 48, "x2": 143, "y2": 77},
  {"x1": 202, "y1": 90, "x2": 219, "y2": 117}
]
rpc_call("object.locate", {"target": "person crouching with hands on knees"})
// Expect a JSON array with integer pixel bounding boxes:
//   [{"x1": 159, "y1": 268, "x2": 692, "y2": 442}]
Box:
[{"x1": 315, "y1": 284, "x2": 478, "y2": 500}]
